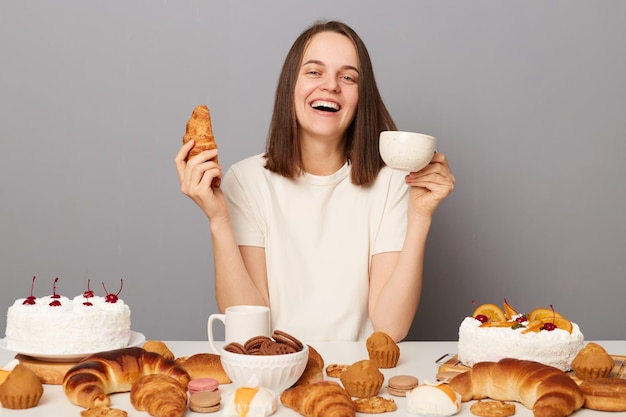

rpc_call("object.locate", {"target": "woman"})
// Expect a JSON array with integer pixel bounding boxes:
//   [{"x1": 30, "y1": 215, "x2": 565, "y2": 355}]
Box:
[{"x1": 175, "y1": 20, "x2": 455, "y2": 342}]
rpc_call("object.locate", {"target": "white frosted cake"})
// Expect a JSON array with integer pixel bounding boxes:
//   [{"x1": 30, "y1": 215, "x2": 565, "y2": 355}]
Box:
[
  {"x1": 457, "y1": 305, "x2": 584, "y2": 372},
  {"x1": 4, "y1": 280, "x2": 131, "y2": 355}
]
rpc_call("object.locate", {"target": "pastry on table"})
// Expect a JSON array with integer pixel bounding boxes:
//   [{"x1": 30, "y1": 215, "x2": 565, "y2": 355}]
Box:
[
  {"x1": 281, "y1": 380, "x2": 356, "y2": 417},
  {"x1": 222, "y1": 386, "x2": 277, "y2": 417},
  {"x1": 386, "y1": 374, "x2": 419, "y2": 397},
  {"x1": 130, "y1": 374, "x2": 188, "y2": 417},
  {"x1": 571, "y1": 342, "x2": 614, "y2": 380},
  {"x1": 175, "y1": 353, "x2": 231, "y2": 383},
  {"x1": 449, "y1": 358, "x2": 584, "y2": 417},
  {"x1": 340, "y1": 359, "x2": 384, "y2": 398},
  {"x1": 366, "y1": 331, "x2": 400, "y2": 368},
  {"x1": 189, "y1": 390, "x2": 222, "y2": 413},
  {"x1": 353, "y1": 396, "x2": 397, "y2": 413},
  {"x1": 0, "y1": 364, "x2": 44, "y2": 409},
  {"x1": 81, "y1": 406, "x2": 129, "y2": 417},
  {"x1": 407, "y1": 384, "x2": 461, "y2": 417},
  {"x1": 142, "y1": 340, "x2": 175, "y2": 361},
  {"x1": 579, "y1": 377, "x2": 626, "y2": 412},
  {"x1": 63, "y1": 347, "x2": 190, "y2": 409}
]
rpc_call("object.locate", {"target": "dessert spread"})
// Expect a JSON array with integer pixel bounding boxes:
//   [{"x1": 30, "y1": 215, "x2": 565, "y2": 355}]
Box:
[
  {"x1": 4, "y1": 277, "x2": 131, "y2": 355},
  {"x1": 457, "y1": 300, "x2": 584, "y2": 371}
]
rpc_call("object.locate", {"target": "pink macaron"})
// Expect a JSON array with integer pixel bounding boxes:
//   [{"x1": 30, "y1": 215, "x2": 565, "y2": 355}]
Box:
[{"x1": 188, "y1": 378, "x2": 220, "y2": 395}]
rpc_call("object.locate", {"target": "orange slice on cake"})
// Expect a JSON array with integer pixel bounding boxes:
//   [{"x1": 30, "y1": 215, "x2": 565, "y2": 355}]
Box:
[
  {"x1": 472, "y1": 304, "x2": 506, "y2": 323},
  {"x1": 528, "y1": 307, "x2": 563, "y2": 322},
  {"x1": 521, "y1": 319, "x2": 544, "y2": 334},
  {"x1": 503, "y1": 299, "x2": 519, "y2": 320},
  {"x1": 543, "y1": 317, "x2": 574, "y2": 334}
]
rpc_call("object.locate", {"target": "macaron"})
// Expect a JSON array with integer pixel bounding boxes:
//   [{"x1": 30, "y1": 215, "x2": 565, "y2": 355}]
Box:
[
  {"x1": 188, "y1": 378, "x2": 220, "y2": 395},
  {"x1": 189, "y1": 390, "x2": 221, "y2": 413},
  {"x1": 387, "y1": 375, "x2": 419, "y2": 396}
]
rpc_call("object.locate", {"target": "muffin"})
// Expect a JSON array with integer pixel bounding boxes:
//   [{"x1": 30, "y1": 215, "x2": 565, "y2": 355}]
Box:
[
  {"x1": 366, "y1": 331, "x2": 400, "y2": 368},
  {"x1": 571, "y1": 342, "x2": 614, "y2": 380},
  {"x1": 0, "y1": 364, "x2": 44, "y2": 409},
  {"x1": 340, "y1": 359, "x2": 384, "y2": 398}
]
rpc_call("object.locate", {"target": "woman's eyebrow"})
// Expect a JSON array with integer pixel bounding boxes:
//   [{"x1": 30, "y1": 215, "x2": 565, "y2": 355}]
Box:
[{"x1": 302, "y1": 59, "x2": 359, "y2": 73}]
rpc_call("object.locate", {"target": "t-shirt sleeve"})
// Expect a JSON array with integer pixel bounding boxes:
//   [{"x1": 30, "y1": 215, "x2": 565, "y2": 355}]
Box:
[
  {"x1": 221, "y1": 166, "x2": 266, "y2": 247},
  {"x1": 372, "y1": 170, "x2": 409, "y2": 254}
]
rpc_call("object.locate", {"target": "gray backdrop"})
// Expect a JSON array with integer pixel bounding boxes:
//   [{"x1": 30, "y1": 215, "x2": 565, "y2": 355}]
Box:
[{"x1": 1, "y1": 1, "x2": 625, "y2": 343}]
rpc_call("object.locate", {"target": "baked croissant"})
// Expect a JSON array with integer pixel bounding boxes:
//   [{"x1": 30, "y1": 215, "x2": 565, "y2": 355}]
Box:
[
  {"x1": 449, "y1": 358, "x2": 584, "y2": 417},
  {"x1": 63, "y1": 347, "x2": 190, "y2": 408},
  {"x1": 281, "y1": 380, "x2": 356, "y2": 417},
  {"x1": 130, "y1": 374, "x2": 187, "y2": 417},
  {"x1": 182, "y1": 104, "x2": 220, "y2": 187}
]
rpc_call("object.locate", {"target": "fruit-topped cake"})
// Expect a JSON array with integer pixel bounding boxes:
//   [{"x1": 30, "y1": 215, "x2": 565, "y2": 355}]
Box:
[
  {"x1": 4, "y1": 277, "x2": 131, "y2": 355},
  {"x1": 457, "y1": 299, "x2": 584, "y2": 372}
]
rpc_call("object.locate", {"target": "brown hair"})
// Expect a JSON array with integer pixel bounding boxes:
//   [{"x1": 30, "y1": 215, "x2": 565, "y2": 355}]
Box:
[{"x1": 263, "y1": 20, "x2": 397, "y2": 185}]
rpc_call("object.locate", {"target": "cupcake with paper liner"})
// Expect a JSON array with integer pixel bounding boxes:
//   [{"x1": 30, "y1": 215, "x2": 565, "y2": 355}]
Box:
[
  {"x1": 340, "y1": 359, "x2": 384, "y2": 398},
  {"x1": 571, "y1": 342, "x2": 614, "y2": 380},
  {"x1": 0, "y1": 364, "x2": 44, "y2": 409},
  {"x1": 407, "y1": 383, "x2": 461, "y2": 416},
  {"x1": 366, "y1": 331, "x2": 400, "y2": 368}
]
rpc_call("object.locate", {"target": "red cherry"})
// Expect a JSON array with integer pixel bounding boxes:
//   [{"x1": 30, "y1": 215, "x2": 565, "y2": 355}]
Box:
[
  {"x1": 102, "y1": 279, "x2": 123, "y2": 303},
  {"x1": 515, "y1": 315, "x2": 528, "y2": 323},
  {"x1": 49, "y1": 277, "x2": 62, "y2": 306},
  {"x1": 22, "y1": 276, "x2": 37, "y2": 305},
  {"x1": 82, "y1": 278, "x2": 95, "y2": 298},
  {"x1": 83, "y1": 301, "x2": 93, "y2": 306},
  {"x1": 51, "y1": 277, "x2": 61, "y2": 299},
  {"x1": 475, "y1": 314, "x2": 489, "y2": 323},
  {"x1": 543, "y1": 322, "x2": 557, "y2": 331},
  {"x1": 542, "y1": 304, "x2": 558, "y2": 331}
]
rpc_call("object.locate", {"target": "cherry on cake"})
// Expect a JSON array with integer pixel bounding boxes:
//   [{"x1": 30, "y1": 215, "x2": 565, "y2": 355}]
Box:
[
  {"x1": 457, "y1": 299, "x2": 584, "y2": 372},
  {"x1": 4, "y1": 277, "x2": 131, "y2": 355}
]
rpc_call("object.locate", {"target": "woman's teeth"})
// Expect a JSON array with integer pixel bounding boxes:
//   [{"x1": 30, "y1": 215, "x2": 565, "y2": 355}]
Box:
[{"x1": 311, "y1": 100, "x2": 340, "y2": 112}]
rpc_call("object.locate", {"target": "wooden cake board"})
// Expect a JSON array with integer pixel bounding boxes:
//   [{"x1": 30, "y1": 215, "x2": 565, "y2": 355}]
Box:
[
  {"x1": 15, "y1": 354, "x2": 78, "y2": 385},
  {"x1": 436, "y1": 354, "x2": 626, "y2": 384}
]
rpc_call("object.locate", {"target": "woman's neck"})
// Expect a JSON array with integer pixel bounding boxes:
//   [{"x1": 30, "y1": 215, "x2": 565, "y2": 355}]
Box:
[{"x1": 299, "y1": 131, "x2": 347, "y2": 176}]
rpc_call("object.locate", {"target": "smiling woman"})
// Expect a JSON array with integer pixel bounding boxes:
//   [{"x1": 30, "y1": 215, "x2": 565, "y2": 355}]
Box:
[{"x1": 174, "y1": 19, "x2": 455, "y2": 342}]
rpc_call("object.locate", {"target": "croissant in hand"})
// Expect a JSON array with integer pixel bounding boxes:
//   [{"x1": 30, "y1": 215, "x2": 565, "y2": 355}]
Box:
[
  {"x1": 281, "y1": 380, "x2": 356, "y2": 417},
  {"x1": 182, "y1": 104, "x2": 220, "y2": 187},
  {"x1": 63, "y1": 347, "x2": 190, "y2": 408},
  {"x1": 131, "y1": 374, "x2": 187, "y2": 417},
  {"x1": 449, "y1": 358, "x2": 584, "y2": 417}
]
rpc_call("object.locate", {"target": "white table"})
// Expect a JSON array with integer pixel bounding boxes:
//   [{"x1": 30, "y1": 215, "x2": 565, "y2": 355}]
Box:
[{"x1": 1, "y1": 340, "x2": 624, "y2": 416}]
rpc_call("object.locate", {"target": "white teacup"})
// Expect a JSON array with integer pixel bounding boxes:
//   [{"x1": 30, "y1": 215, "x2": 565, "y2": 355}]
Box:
[
  {"x1": 379, "y1": 131, "x2": 437, "y2": 172},
  {"x1": 207, "y1": 305, "x2": 271, "y2": 354}
]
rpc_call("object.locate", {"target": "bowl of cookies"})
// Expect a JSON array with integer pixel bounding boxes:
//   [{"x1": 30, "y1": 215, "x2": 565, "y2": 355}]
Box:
[{"x1": 220, "y1": 330, "x2": 309, "y2": 393}]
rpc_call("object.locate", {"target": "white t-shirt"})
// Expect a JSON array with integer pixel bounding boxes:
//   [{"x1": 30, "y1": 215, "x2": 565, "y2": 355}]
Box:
[{"x1": 222, "y1": 154, "x2": 409, "y2": 342}]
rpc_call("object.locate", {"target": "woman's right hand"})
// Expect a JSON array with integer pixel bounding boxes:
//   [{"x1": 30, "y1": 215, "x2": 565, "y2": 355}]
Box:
[{"x1": 174, "y1": 140, "x2": 227, "y2": 220}]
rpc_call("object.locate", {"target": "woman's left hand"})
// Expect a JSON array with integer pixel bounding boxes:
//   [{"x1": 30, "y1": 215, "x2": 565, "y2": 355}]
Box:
[{"x1": 405, "y1": 152, "x2": 455, "y2": 217}]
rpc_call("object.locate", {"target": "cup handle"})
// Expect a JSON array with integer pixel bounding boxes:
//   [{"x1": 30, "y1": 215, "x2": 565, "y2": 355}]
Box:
[{"x1": 207, "y1": 313, "x2": 225, "y2": 354}]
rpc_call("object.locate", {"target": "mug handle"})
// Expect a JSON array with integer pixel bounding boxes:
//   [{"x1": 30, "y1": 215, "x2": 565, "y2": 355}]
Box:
[{"x1": 207, "y1": 313, "x2": 225, "y2": 354}]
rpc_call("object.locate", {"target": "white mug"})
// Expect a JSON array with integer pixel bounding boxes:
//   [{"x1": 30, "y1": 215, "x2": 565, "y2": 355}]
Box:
[{"x1": 207, "y1": 305, "x2": 271, "y2": 354}]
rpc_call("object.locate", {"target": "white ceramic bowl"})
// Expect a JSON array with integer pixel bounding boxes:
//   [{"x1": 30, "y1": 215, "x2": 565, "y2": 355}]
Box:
[
  {"x1": 220, "y1": 344, "x2": 309, "y2": 393},
  {"x1": 379, "y1": 131, "x2": 437, "y2": 172}
]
